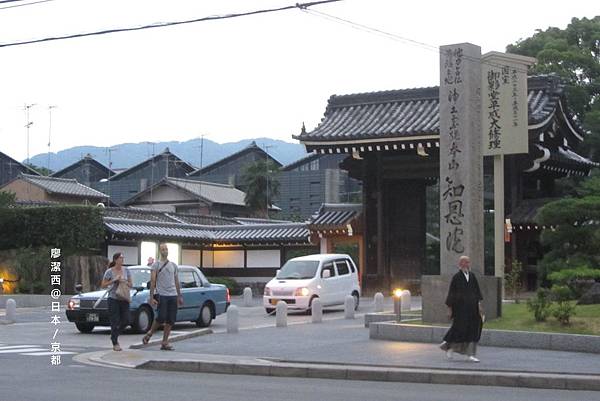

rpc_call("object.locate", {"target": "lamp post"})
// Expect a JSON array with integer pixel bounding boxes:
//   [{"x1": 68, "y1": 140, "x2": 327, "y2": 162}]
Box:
[{"x1": 393, "y1": 288, "x2": 403, "y2": 323}]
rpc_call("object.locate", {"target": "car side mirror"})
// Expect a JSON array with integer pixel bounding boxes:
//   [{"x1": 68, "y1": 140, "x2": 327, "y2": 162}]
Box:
[
  {"x1": 146, "y1": 280, "x2": 152, "y2": 290},
  {"x1": 134, "y1": 286, "x2": 145, "y2": 293},
  {"x1": 74, "y1": 283, "x2": 83, "y2": 294},
  {"x1": 322, "y1": 270, "x2": 331, "y2": 279},
  {"x1": 275, "y1": 269, "x2": 281, "y2": 278}
]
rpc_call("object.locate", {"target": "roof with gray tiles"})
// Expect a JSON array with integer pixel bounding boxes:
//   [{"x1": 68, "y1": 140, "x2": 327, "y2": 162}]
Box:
[
  {"x1": 17, "y1": 174, "x2": 108, "y2": 198},
  {"x1": 309, "y1": 203, "x2": 362, "y2": 229},
  {"x1": 102, "y1": 207, "x2": 239, "y2": 226},
  {"x1": 295, "y1": 75, "x2": 585, "y2": 144},
  {"x1": 124, "y1": 177, "x2": 247, "y2": 207}
]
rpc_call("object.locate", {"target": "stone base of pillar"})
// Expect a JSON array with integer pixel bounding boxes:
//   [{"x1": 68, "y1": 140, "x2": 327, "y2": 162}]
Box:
[{"x1": 421, "y1": 275, "x2": 502, "y2": 324}]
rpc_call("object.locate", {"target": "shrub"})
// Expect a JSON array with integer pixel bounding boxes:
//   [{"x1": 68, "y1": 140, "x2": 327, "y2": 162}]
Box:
[
  {"x1": 550, "y1": 285, "x2": 576, "y2": 325},
  {"x1": 527, "y1": 288, "x2": 552, "y2": 322},
  {"x1": 209, "y1": 277, "x2": 241, "y2": 295},
  {"x1": 505, "y1": 260, "x2": 523, "y2": 303},
  {"x1": 548, "y1": 267, "x2": 600, "y2": 299}
]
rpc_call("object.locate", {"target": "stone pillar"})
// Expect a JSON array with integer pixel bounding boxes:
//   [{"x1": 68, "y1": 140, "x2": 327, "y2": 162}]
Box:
[{"x1": 422, "y1": 43, "x2": 500, "y2": 323}]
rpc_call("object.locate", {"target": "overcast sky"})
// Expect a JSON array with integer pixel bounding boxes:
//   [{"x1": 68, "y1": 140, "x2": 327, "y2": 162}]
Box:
[{"x1": 1, "y1": 0, "x2": 598, "y2": 163}]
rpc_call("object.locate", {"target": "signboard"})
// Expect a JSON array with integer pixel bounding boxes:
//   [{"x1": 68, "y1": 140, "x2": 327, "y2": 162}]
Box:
[{"x1": 481, "y1": 52, "x2": 536, "y2": 156}]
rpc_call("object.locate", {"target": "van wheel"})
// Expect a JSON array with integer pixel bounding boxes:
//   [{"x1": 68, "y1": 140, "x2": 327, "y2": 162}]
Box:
[
  {"x1": 352, "y1": 291, "x2": 360, "y2": 311},
  {"x1": 306, "y1": 296, "x2": 319, "y2": 315}
]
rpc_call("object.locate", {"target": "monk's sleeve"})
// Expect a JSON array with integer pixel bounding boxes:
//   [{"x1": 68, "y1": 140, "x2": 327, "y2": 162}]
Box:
[
  {"x1": 474, "y1": 274, "x2": 483, "y2": 302},
  {"x1": 445, "y1": 274, "x2": 458, "y2": 307}
]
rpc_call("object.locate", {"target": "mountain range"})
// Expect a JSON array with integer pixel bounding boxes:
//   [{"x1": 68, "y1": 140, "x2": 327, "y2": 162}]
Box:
[{"x1": 28, "y1": 138, "x2": 308, "y2": 172}]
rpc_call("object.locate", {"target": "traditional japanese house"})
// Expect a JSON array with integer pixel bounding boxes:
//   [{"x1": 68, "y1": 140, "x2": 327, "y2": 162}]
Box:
[
  {"x1": 295, "y1": 74, "x2": 597, "y2": 292},
  {"x1": 0, "y1": 151, "x2": 39, "y2": 187},
  {"x1": 51, "y1": 153, "x2": 114, "y2": 187}
]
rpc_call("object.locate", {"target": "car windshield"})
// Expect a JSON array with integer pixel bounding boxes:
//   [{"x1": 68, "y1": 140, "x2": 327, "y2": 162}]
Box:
[
  {"x1": 129, "y1": 268, "x2": 152, "y2": 288},
  {"x1": 277, "y1": 260, "x2": 319, "y2": 279}
]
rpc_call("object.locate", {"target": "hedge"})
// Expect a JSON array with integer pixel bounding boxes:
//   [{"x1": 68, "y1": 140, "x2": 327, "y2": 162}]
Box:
[{"x1": 0, "y1": 205, "x2": 104, "y2": 251}]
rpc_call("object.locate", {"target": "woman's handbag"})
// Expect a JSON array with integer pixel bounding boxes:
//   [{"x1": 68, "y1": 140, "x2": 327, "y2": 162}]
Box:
[{"x1": 115, "y1": 279, "x2": 131, "y2": 302}]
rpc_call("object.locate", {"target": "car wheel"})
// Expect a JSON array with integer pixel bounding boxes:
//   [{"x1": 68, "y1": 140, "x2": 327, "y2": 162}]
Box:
[
  {"x1": 352, "y1": 291, "x2": 360, "y2": 311},
  {"x1": 133, "y1": 306, "x2": 153, "y2": 334},
  {"x1": 196, "y1": 303, "x2": 213, "y2": 327},
  {"x1": 265, "y1": 308, "x2": 275, "y2": 315},
  {"x1": 75, "y1": 323, "x2": 95, "y2": 333}
]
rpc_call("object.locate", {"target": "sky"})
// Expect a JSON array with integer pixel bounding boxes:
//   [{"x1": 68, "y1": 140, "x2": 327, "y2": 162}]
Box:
[{"x1": 1, "y1": 0, "x2": 598, "y2": 164}]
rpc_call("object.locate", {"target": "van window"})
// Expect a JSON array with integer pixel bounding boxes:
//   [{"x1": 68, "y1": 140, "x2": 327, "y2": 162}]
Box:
[
  {"x1": 278, "y1": 260, "x2": 319, "y2": 279},
  {"x1": 348, "y1": 260, "x2": 356, "y2": 273},
  {"x1": 321, "y1": 262, "x2": 336, "y2": 278},
  {"x1": 335, "y1": 260, "x2": 350, "y2": 275}
]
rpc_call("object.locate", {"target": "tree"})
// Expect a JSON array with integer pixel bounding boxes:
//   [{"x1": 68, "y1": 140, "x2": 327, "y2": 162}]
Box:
[
  {"x1": 241, "y1": 159, "x2": 280, "y2": 218},
  {"x1": 0, "y1": 191, "x2": 16, "y2": 208},
  {"x1": 14, "y1": 247, "x2": 50, "y2": 294},
  {"x1": 536, "y1": 173, "x2": 600, "y2": 280},
  {"x1": 507, "y1": 17, "x2": 600, "y2": 161},
  {"x1": 24, "y1": 163, "x2": 53, "y2": 176}
]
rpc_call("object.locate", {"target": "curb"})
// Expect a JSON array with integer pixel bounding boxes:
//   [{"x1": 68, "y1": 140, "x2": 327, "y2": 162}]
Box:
[
  {"x1": 136, "y1": 358, "x2": 600, "y2": 391},
  {"x1": 129, "y1": 328, "x2": 212, "y2": 349},
  {"x1": 0, "y1": 319, "x2": 15, "y2": 325}
]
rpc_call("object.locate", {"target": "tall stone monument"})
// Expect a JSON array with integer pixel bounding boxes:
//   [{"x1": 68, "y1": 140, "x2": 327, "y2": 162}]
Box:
[{"x1": 422, "y1": 43, "x2": 501, "y2": 323}]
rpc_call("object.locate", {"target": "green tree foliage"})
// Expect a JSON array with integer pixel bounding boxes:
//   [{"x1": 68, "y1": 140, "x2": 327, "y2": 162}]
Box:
[
  {"x1": 527, "y1": 288, "x2": 553, "y2": 322},
  {"x1": 14, "y1": 247, "x2": 50, "y2": 294},
  {"x1": 24, "y1": 163, "x2": 54, "y2": 176},
  {"x1": 507, "y1": 17, "x2": 600, "y2": 161},
  {"x1": 505, "y1": 260, "x2": 524, "y2": 303},
  {"x1": 241, "y1": 159, "x2": 280, "y2": 218},
  {"x1": 536, "y1": 175, "x2": 600, "y2": 280},
  {"x1": 0, "y1": 191, "x2": 16, "y2": 208}
]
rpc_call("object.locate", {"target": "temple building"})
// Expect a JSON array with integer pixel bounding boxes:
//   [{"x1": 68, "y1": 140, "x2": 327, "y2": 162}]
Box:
[{"x1": 295, "y1": 75, "x2": 598, "y2": 292}]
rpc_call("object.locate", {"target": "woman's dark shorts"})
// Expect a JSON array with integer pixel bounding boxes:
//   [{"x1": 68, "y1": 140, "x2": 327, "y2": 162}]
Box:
[{"x1": 156, "y1": 295, "x2": 178, "y2": 325}]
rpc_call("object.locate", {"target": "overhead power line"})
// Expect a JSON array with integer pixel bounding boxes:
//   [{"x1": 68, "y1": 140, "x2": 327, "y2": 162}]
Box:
[
  {"x1": 0, "y1": 0, "x2": 54, "y2": 10},
  {"x1": 0, "y1": 0, "x2": 342, "y2": 48}
]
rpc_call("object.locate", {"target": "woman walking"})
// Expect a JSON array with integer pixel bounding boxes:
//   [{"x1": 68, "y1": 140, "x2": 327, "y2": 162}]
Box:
[{"x1": 101, "y1": 252, "x2": 132, "y2": 351}]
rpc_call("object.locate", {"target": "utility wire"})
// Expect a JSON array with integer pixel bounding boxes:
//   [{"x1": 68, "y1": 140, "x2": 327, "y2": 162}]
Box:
[
  {"x1": 303, "y1": 8, "x2": 532, "y2": 74},
  {"x1": 0, "y1": 0, "x2": 53, "y2": 10},
  {"x1": 0, "y1": 0, "x2": 342, "y2": 48}
]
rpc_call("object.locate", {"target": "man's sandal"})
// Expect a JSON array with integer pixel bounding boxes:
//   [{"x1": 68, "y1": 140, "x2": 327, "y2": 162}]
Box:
[
  {"x1": 160, "y1": 344, "x2": 174, "y2": 351},
  {"x1": 142, "y1": 334, "x2": 152, "y2": 345}
]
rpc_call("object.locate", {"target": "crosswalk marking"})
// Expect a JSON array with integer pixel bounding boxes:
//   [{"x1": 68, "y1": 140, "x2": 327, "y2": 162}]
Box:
[
  {"x1": 0, "y1": 348, "x2": 46, "y2": 354},
  {"x1": 20, "y1": 351, "x2": 77, "y2": 356},
  {"x1": 0, "y1": 345, "x2": 40, "y2": 349},
  {"x1": 0, "y1": 344, "x2": 78, "y2": 357}
]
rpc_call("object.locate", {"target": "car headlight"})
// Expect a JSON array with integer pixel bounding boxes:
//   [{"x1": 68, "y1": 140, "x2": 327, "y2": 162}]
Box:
[
  {"x1": 264, "y1": 287, "x2": 272, "y2": 296},
  {"x1": 67, "y1": 298, "x2": 80, "y2": 310},
  {"x1": 294, "y1": 287, "x2": 310, "y2": 297}
]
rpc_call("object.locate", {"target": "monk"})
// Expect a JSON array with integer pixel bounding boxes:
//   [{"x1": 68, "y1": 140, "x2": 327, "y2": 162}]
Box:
[{"x1": 440, "y1": 255, "x2": 484, "y2": 362}]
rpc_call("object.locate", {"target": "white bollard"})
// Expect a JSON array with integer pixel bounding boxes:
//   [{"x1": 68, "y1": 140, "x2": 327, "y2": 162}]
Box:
[
  {"x1": 344, "y1": 295, "x2": 355, "y2": 319},
  {"x1": 276, "y1": 301, "x2": 287, "y2": 327},
  {"x1": 374, "y1": 292, "x2": 384, "y2": 312},
  {"x1": 311, "y1": 298, "x2": 323, "y2": 323},
  {"x1": 6, "y1": 298, "x2": 16, "y2": 322},
  {"x1": 401, "y1": 290, "x2": 411, "y2": 312},
  {"x1": 243, "y1": 287, "x2": 253, "y2": 307},
  {"x1": 226, "y1": 305, "x2": 239, "y2": 334}
]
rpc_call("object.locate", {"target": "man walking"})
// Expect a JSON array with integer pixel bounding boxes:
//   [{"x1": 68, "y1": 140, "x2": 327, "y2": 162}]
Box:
[
  {"x1": 440, "y1": 255, "x2": 484, "y2": 362},
  {"x1": 142, "y1": 243, "x2": 183, "y2": 350}
]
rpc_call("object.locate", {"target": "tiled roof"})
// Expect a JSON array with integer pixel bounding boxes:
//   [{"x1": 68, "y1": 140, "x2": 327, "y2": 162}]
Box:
[
  {"x1": 104, "y1": 216, "x2": 310, "y2": 244},
  {"x1": 508, "y1": 198, "x2": 556, "y2": 225},
  {"x1": 309, "y1": 203, "x2": 362, "y2": 228},
  {"x1": 18, "y1": 174, "x2": 108, "y2": 198},
  {"x1": 102, "y1": 207, "x2": 239, "y2": 226},
  {"x1": 295, "y1": 75, "x2": 584, "y2": 144},
  {"x1": 124, "y1": 177, "x2": 248, "y2": 207}
]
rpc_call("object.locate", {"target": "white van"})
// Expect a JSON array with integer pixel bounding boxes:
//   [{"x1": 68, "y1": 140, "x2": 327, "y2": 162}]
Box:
[{"x1": 263, "y1": 254, "x2": 361, "y2": 314}]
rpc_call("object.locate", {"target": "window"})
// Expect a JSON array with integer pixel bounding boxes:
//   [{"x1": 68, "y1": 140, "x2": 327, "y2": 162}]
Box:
[
  {"x1": 179, "y1": 271, "x2": 198, "y2": 288},
  {"x1": 335, "y1": 260, "x2": 350, "y2": 275},
  {"x1": 193, "y1": 272, "x2": 204, "y2": 287},
  {"x1": 321, "y1": 262, "x2": 336, "y2": 278}
]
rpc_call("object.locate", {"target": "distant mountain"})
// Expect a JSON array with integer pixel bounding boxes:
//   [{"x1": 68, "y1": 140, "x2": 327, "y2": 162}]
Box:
[{"x1": 28, "y1": 138, "x2": 309, "y2": 172}]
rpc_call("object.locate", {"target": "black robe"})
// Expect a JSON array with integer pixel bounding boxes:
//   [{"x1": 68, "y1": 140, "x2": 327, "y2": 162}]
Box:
[{"x1": 443, "y1": 270, "x2": 483, "y2": 344}]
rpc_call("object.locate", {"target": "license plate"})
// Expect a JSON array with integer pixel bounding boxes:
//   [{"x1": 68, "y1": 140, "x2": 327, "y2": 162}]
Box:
[
  {"x1": 86, "y1": 313, "x2": 99, "y2": 322},
  {"x1": 270, "y1": 299, "x2": 278, "y2": 305}
]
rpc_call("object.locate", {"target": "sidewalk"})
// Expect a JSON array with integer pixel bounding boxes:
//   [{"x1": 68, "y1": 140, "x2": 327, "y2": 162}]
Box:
[{"x1": 82, "y1": 315, "x2": 600, "y2": 391}]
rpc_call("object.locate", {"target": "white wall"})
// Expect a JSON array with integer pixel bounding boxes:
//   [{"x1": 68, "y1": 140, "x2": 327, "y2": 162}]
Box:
[
  {"x1": 247, "y1": 250, "x2": 280, "y2": 268},
  {"x1": 182, "y1": 249, "x2": 201, "y2": 266},
  {"x1": 107, "y1": 245, "x2": 138, "y2": 265},
  {"x1": 213, "y1": 250, "x2": 244, "y2": 268}
]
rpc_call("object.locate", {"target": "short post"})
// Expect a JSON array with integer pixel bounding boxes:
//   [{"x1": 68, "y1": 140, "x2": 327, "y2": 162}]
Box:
[
  {"x1": 401, "y1": 290, "x2": 411, "y2": 312},
  {"x1": 393, "y1": 289, "x2": 402, "y2": 323},
  {"x1": 311, "y1": 298, "x2": 323, "y2": 323},
  {"x1": 344, "y1": 295, "x2": 355, "y2": 319},
  {"x1": 374, "y1": 292, "x2": 384, "y2": 312},
  {"x1": 6, "y1": 298, "x2": 16, "y2": 322},
  {"x1": 243, "y1": 287, "x2": 253, "y2": 307},
  {"x1": 276, "y1": 301, "x2": 287, "y2": 327},
  {"x1": 226, "y1": 305, "x2": 239, "y2": 334}
]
